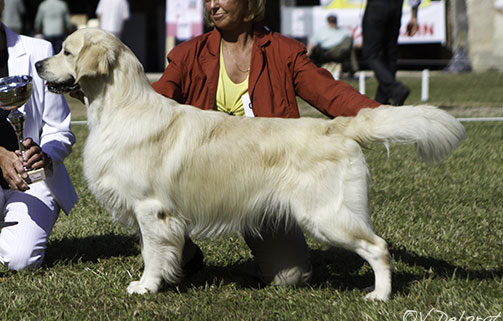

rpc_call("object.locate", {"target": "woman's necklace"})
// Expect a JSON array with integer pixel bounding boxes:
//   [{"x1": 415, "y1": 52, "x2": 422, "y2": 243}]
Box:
[
  {"x1": 223, "y1": 42, "x2": 251, "y2": 73},
  {"x1": 233, "y1": 59, "x2": 250, "y2": 73}
]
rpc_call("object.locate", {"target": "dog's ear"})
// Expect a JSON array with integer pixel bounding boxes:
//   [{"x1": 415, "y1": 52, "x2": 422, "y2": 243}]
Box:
[{"x1": 75, "y1": 40, "x2": 118, "y2": 82}]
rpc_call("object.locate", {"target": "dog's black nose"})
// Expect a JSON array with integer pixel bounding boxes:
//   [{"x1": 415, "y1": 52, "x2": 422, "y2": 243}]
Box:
[{"x1": 35, "y1": 61, "x2": 44, "y2": 72}]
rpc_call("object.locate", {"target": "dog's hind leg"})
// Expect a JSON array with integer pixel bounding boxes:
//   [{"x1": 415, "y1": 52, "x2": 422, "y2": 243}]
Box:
[
  {"x1": 354, "y1": 235, "x2": 392, "y2": 301},
  {"x1": 127, "y1": 199, "x2": 186, "y2": 295},
  {"x1": 305, "y1": 204, "x2": 392, "y2": 301},
  {"x1": 329, "y1": 150, "x2": 391, "y2": 299},
  {"x1": 294, "y1": 152, "x2": 392, "y2": 300}
]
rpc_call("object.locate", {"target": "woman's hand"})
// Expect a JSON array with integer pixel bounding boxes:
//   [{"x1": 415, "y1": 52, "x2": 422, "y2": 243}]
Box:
[{"x1": 0, "y1": 146, "x2": 29, "y2": 191}]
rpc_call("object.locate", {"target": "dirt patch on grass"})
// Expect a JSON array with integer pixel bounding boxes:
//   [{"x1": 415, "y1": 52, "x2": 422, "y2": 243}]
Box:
[{"x1": 438, "y1": 105, "x2": 503, "y2": 117}]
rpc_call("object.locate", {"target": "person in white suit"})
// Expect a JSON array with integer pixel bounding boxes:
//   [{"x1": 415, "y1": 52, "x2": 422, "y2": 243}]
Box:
[{"x1": 0, "y1": 0, "x2": 77, "y2": 271}]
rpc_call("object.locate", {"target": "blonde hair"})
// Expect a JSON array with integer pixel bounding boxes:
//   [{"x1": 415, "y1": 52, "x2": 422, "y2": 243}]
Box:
[{"x1": 204, "y1": 0, "x2": 266, "y2": 26}]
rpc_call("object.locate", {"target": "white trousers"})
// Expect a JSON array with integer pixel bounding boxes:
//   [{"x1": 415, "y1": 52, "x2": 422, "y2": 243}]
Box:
[{"x1": 0, "y1": 182, "x2": 59, "y2": 270}]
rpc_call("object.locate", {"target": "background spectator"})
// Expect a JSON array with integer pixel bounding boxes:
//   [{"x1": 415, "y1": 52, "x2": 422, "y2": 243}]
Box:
[
  {"x1": 361, "y1": 0, "x2": 420, "y2": 106},
  {"x1": 95, "y1": 0, "x2": 130, "y2": 40},
  {"x1": 1, "y1": 0, "x2": 25, "y2": 34},
  {"x1": 34, "y1": 0, "x2": 72, "y2": 54},
  {"x1": 307, "y1": 14, "x2": 358, "y2": 77}
]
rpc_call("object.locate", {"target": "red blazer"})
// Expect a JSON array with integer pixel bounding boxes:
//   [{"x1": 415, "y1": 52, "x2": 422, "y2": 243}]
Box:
[{"x1": 153, "y1": 24, "x2": 380, "y2": 118}]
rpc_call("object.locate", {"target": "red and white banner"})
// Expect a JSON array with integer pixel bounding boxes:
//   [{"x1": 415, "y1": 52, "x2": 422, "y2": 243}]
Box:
[{"x1": 166, "y1": 0, "x2": 204, "y2": 40}]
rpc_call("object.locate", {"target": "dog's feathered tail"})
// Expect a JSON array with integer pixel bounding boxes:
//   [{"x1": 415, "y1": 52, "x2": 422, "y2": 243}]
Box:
[{"x1": 340, "y1": 105, "x2": 465, "y2": 165}]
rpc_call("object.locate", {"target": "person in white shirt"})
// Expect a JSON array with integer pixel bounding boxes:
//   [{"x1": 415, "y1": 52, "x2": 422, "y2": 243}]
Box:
[
  {"x1": 307, "y1": 15, "x2": 358, "y2": 75},
  {"x1": 0, "y1": 0, "x2": 77, "y2": 271},
  {"x1": 95, "y1": 0, "x2": 130, "y2": 39}
]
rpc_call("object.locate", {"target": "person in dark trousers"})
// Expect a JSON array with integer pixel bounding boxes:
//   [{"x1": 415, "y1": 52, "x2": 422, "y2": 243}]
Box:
[{"x1": 362, "y1": 0, "x2": 420, "y2": 106}]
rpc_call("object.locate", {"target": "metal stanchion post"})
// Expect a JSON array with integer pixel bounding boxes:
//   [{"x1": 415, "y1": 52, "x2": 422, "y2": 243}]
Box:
[
  {"x1": 421, "y1": 69, "x2": 429, "y2": 102},
  {"x1": 359, "y1": 71, "x2": 366, "y2": 95}
]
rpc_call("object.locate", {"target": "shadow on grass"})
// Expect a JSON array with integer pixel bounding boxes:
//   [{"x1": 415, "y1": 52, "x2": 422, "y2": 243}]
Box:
[
  {"x1": 171, "y1": 264, "x2": 265, "y2": 292},
  {"x1": 175, "y1": 247, "x2": 371, "y2": 293},
  {"x1": 310, "y1": 245, "x2": 503, "y2": 297},
  {"x1": 308, "y1": 243, "x2": 503, "y2": 296},
  {"x1": 43, "y1": 233, "x2": 139, "y2": 268},
  {"x1": 179, "y1": 245, "x2": 503, "y2": 296},
  {"x1": 41, "y1": 235, "x2": 502, "y2": 296},
  {"x1": 390, "y1": 244, "x2": 503, "y2": 295}
]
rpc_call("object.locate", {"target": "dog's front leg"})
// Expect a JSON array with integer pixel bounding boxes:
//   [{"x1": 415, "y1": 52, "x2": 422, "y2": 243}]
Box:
[{"x1": 127, "y1": 200, "x2": 185, "y2": 294}]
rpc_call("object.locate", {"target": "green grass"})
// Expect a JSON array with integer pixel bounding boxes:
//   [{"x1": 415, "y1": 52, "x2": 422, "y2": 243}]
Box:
[
  {"x1": 0, "y1": 72, "x2": 502, "y2": 320},
  {"x1": 299, "y1": 70, "x2": 503, "y2": 118},
  {"x1": 378, "y1": 70, "x2": 503, "y2": 108}
]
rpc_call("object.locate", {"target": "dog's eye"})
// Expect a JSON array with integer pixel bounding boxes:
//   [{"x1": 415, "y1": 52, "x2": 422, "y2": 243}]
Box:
[{"x1": 63, "y1": 50, "x2": 71, "y2": 56}]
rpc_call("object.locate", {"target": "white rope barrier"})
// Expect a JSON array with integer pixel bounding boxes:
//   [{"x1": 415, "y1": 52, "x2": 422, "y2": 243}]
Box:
[
  {"x1": 71, "y1": 121, "x2": 88, "y2": 125},
  {"x1": 457, "y1": 117, "x2": 503, "y2": 122}
]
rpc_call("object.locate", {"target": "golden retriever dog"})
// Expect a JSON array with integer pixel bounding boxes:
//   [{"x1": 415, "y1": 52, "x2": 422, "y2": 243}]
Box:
[{"x1": 36, "y1": 28, "x2": 465, "y2": 301}]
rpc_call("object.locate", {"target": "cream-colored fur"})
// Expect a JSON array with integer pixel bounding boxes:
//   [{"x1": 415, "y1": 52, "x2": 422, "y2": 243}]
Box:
[{"x1": 36, "y1": 28, "x2": 465, "y2": 301}]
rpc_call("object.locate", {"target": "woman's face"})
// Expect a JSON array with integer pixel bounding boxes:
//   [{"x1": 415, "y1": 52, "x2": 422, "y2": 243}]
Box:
[{"x1": 205, "y1": 0, "x2": 250, "y2": 31}]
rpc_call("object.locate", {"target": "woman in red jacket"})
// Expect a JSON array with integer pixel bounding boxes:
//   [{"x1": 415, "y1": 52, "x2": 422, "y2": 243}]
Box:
[{"x1": 153, "y1": 0, "x2": 380, "y2": 286}]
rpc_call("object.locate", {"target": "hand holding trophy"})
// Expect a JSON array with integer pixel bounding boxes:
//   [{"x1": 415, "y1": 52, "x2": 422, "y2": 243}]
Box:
[{"x1": 0, "y1": 75, "x2": 45, "y2": 185}]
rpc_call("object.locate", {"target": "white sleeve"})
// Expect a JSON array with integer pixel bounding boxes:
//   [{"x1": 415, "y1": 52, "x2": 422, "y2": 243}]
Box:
[
  {"x1": 123, "y1": 1, "x2": 130, "y2": 20},
  {"x1": 408, "y1": 0, "x2": 421, "y2": 8},
  {"x1": 36, "y1": 42, "x2": 76, "y2": 165},
  {"x1": 96, "y1": 0, "x2": 103, "y2": 16}
]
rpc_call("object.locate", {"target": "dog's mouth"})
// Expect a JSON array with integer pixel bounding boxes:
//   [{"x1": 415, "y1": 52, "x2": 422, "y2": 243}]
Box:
[{"x1": 46, "y1": 79, "x2": 81, "y2": 94}]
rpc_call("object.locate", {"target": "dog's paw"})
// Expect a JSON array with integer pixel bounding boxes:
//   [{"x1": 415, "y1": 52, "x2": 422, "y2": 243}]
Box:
[
  {"x1": 127, "y1": 281, "x2": 158, "y2": 295},
  {"x1": 364, "y1": 290, "x2": 390, "y2": 302}
]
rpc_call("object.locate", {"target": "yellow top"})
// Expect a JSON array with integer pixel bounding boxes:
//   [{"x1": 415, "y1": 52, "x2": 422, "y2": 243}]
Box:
[{"x1": 216, "y1": 42, "x2": 248, "y2": 116}]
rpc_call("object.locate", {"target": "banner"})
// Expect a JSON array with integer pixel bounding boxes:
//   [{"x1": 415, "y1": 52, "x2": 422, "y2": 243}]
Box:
[
  {"x1": 166, "y1": 0, "x2": 203, "y2": 41},
  {"x1": 282, "y1": 0, "x2": 446, "y2": 45}
]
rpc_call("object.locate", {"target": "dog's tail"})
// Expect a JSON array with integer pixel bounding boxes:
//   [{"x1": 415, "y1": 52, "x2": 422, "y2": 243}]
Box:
[{"x1": 340, "y1": 105, "x2": 465, "y2": 165}]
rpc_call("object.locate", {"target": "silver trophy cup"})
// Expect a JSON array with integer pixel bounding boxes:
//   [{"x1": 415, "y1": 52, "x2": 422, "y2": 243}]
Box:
[{"x1": 0, "y1": 75, "x2": 45, "y2": 184}]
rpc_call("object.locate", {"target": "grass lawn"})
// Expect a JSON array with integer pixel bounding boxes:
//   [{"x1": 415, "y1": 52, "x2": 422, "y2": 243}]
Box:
[{"x1": 0, "y1": 72, "x2": 501, "y2": 320}]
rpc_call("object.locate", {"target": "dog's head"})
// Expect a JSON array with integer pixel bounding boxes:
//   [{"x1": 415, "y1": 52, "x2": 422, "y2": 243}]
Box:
[{"x1": 36, "y1": 28, "x2": 122, "y2": 94}]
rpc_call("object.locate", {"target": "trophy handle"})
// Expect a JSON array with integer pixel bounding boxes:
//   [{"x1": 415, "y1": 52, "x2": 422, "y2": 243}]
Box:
[
  {"x1": 0, "y1": 75, "x2": 44, "y2": 184},
  {"x1": 6, "y1": 108, "x2": 26, "y2": 153},
  {"x1": 5, "y1": 108, "x2": 46, "y2": 184}
]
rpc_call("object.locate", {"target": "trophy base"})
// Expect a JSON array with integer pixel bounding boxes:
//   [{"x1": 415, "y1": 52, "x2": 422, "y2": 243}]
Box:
[{"x1": 24, "y1": 168, "x2": 46, "y2": 184}]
